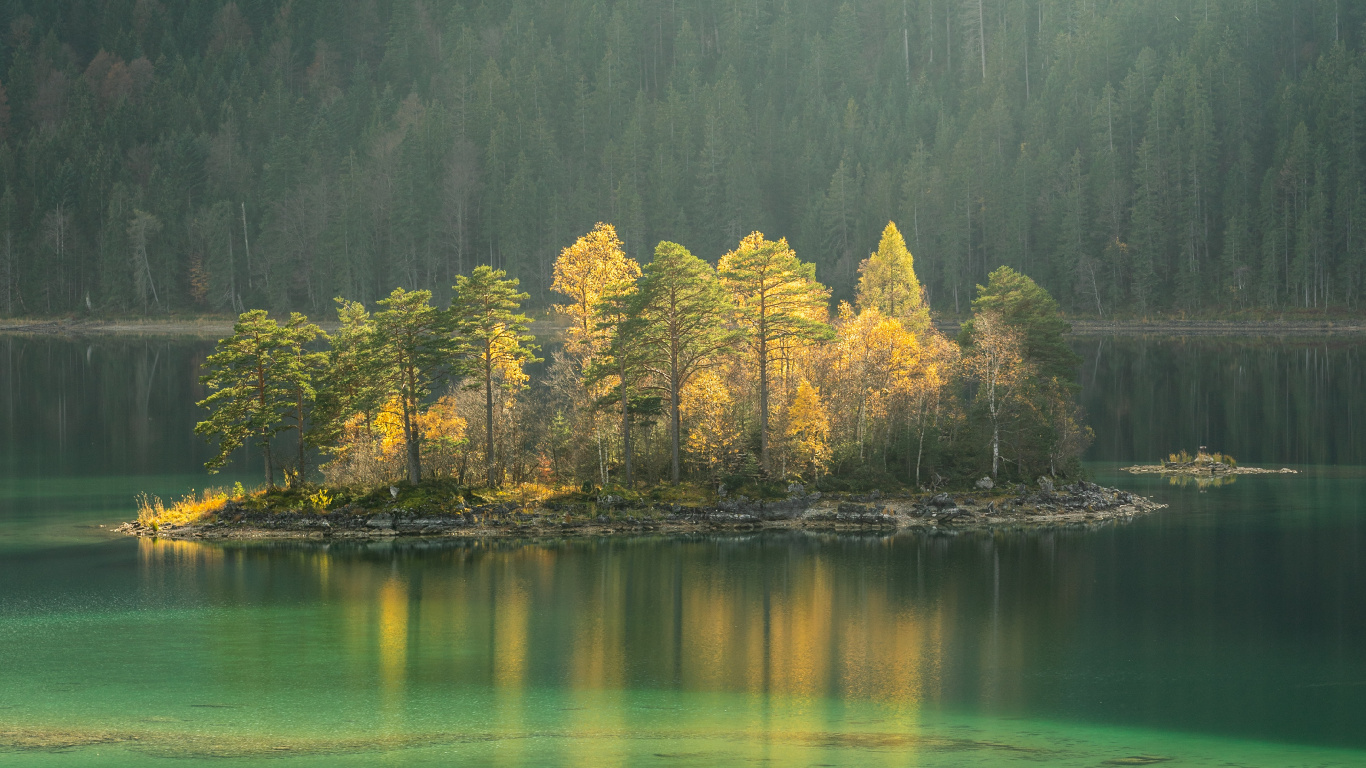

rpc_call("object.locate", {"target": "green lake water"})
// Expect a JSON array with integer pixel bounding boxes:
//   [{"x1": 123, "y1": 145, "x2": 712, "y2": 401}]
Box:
[{"x1": 1, "y1": 334, "x2": 1364, "y2": 766}]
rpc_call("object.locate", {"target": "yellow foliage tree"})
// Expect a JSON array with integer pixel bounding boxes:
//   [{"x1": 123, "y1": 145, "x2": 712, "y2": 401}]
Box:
[
  {"x1": 855, "y1": 222, "x2": 931, "y2": 337},
  {"x1": 961, "y1": 311, "x2": 1030, "y2": 479},
  {"x1": 831, "y1": 303, "x2": 923, "y2": 461},
  {"x1": 680, "y1": 369, "x2": 743, "y2": 480},
  {"x1": 785, "y1": 378, "x2": 831, "y2": 482},
  {"x1": 416, "y1": 392, "x2": 468, "y2": 479},
  {"x1": 551, "y1": 222, "x2": 641, "y2": 354},
  {"x1": 322, "y1": 396, "x2": 408, "y2": 486},
  {"x1": 907, "y1": 327, "x2": 959, "y2": 485}
]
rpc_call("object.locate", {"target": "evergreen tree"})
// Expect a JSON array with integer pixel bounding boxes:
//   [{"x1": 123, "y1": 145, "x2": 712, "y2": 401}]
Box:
[
  {"x1": 450, "y1": 265, "x2": 541, "y2": 488},
  {"x1": 195, "y1": 310, "x2": 302, "y2": 486},
  {"x1": 960, "y1": 266, "x2": 1081, "y2": 386},
  {"x1": 624, "y1": 241, "x2": 741, "y2": 483},
  {"x1": 369, "y1": 288, "x2": 457, "y2": 484},
  {"x1": 719, "y1": 232, "x2": 833, "y2": 474}
]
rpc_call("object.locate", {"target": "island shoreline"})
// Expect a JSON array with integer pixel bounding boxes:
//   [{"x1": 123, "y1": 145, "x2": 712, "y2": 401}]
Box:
[{"x1": 118, "y1": 481, "x2": 1166, "y2": 542}]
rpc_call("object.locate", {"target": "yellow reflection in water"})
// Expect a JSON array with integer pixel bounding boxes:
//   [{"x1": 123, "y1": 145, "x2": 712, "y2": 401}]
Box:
[{"x1": 378, "y1": 572, "x2": 408, "y2": 717}]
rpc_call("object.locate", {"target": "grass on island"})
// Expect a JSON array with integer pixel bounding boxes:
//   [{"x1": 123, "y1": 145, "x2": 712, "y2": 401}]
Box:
[{"x1": 1165, "y1": 449, "x2": 1236, "y2": 467}]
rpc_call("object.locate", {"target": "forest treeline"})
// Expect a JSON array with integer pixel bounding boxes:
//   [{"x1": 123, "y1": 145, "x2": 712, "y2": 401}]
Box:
[
  {"x1": 196, "y1": 223, "x2": 1087, "y2": 492},
  {"x1": 1, "y1": 0, "x2": 1363, "y2": 317}
]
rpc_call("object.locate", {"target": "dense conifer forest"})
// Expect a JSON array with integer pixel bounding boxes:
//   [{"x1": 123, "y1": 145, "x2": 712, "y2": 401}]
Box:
[{"x1": 0, "y1": 0, "x2": 1363, "y2": 317}]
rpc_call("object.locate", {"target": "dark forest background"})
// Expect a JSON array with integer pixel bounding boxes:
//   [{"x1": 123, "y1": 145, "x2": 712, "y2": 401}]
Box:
[{"x1": 0, "y1": 0, "x2": 1362, "y2": 318}]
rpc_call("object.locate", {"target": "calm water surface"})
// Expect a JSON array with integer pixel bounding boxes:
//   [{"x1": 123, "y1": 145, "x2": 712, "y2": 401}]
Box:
[{"x1": 1, "y1": 334, "x2": 1364, "y2": 766}]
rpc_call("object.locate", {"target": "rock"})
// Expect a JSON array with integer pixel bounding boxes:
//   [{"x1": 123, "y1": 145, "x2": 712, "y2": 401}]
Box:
[
  {"x1": 975, "y1": 476, "x2": 994, "y2": 490},
  {"x1": 716, "y1": 483, "x2": 727, "y2": 498},
  {"x1": 599, "y1": 494, "x2": 623, "y2": 507},
  {"x1": 1037, "y1": 476, "x2": 1055, "y2": 495},
  {"x1": 930, "y1": 493, "x2": 955, "y2": 508},
  {"x1": 869, "y1": 489, "x2": 882, "y2": 500},
  {"x1": 787, "y1": 483, "x2": 805, "y2": 495}
]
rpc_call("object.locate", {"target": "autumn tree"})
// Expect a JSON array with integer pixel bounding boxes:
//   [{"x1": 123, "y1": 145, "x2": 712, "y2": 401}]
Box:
[
  {"x1": 552, "y1": 223, "x2": 641, "y2": 484},
  {"x1": 625, "y1": 241, "x2": 740, "y2": 483},
  {"x1": 369, "y1": 288, "x2": 457, "y2": 484},
  {"x1": 785, "y1": 378, "x2": 831, "y2": 483},
  {"x1": 961, "y1": 310, "x2": 1029, "y2": 479},
  {"x1": 552, "y1": 223, "x2": 641, "y2": 354},
  {"x1": 718, "y1": 232, "x2": 832, "y2": 475},
  {"x1": 195, "y1": 310, "x2": 306, "y2": 486},
  {"x1": 451, "y1": 265, "x2": 540, "y2": 488},
  {"x1": 855, "y1": 222, "x2": 931, "y2": 336},
  {"x1": 680, "y1": 369, "x2": 743, "y2": 481},
  {"x1": 830, "y1": 303, "x2": 923, "y2": 464}
]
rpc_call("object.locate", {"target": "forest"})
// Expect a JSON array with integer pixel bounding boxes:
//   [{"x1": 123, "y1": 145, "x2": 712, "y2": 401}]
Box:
[
  {"x1": 194, "y1": 222, "x2": 1087, "y2": 493},
  {"x1": 0, "y1": 0, "x2": 1364, "y2": 319}
]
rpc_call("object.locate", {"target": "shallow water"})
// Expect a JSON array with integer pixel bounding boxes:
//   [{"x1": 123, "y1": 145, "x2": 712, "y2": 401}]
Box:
[{"x1": 1, "y1": 334, "x2": 1364, "y2": 766}]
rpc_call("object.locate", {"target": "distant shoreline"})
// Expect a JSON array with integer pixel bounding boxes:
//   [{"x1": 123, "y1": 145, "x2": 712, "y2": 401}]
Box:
[{"x1": 5, "y1": 316, "x2": 1364, "y2": 338}]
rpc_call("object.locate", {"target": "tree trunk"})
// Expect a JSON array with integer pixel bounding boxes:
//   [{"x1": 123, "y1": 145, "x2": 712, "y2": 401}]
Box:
[
  {"x1": 484, "y1": 351, "x2": 495, "y2": 488},
  {"x1": 758, "y1": 330, "x2": 770, "y2": 476},
  {"x1": 403, "y1": 397, "x2": 420, "y2": 485},
  {"x1": 992, "y1": 419, "x2": 1000, "y2": 478},
  {"x1": 263, "y1": 441, "x2": 275, "y2": 488},
  {"x1": 621, "y1": 356, "x2": 633, "y2": 486},
  {"x1": 296, "y1": 391, "x2": 306, "y2": 487}
]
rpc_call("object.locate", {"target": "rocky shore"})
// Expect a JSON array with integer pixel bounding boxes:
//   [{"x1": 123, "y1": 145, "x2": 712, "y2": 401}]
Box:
[{"x1": 117, "y1": 481, "x2": 1164, "y2": 541}]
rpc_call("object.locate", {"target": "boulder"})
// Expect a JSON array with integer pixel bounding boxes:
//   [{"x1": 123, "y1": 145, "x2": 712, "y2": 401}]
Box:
[
  {"x1": 1037, "y1": 476, "x2": 1055, "y2": 495},
  {"x1": 975, "y1": 477, "x2": 994, "y2": 490}
]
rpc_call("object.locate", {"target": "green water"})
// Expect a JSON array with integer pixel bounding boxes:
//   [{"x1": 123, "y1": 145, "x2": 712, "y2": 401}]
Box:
[{"x1": 2, "y1": 335, "x2": 1364, "y2": 766}]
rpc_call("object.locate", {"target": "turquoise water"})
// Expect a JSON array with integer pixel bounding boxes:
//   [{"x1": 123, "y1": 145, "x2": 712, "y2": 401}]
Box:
[{"x1": 1, "y1": 335, "x2": 1365, "y2": 765}]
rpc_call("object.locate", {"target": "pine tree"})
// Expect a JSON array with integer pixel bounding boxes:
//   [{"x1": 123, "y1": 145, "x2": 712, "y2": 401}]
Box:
[
  {"x1": 451, "y1": 265, "x2": 541, "y2": 488},
  {"x1": 624, "y1": 241, "x2": 741, "y2": 483},
  {"x1": 195, "y1": 310, "x2": 301, "y2": 486},
  {"x1": 369, "y1": 288, "x2": 457, "y2": 484},
  {"x1": 277, "y1": 313, "x2": 328, "y2": 484},
  {"x1": 718, "y1": 232, "x2": 833, "y2": 475}
]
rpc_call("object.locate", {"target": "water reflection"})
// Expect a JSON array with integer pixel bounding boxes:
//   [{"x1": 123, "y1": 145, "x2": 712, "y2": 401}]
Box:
[
  {"x1": 132, "y1": 535, "x2": 947, "y2": 710},
  {"x1": 1080, "y1": 335, "x2": 1366, "y2": 465}
]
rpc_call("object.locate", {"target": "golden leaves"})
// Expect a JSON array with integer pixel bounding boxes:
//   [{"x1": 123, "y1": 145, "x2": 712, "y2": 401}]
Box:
[
  {"x1": 552, "y1": 222, "x2": 641, "y2": 350},
  {"x1": 785, "y1": 378, "x2": 831, "y2": 479}
]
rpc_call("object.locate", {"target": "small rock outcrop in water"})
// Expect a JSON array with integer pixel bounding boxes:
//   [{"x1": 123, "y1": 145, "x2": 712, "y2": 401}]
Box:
[{"x1": 116, "y1": 481, "x2": 1165, "y2": 542}]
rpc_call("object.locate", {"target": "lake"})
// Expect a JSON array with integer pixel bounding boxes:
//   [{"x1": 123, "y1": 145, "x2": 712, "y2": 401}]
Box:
[{"x1": 1, "y1": 334, "x2": 1363, "y2": 766}]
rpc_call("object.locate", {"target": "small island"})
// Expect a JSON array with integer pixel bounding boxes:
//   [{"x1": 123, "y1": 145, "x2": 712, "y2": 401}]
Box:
[
  {"x1": 127, "y1": 227, "x2": 1163, "y2": 541},
  {"x1": 1124, "y1": 449, "x2": 1297, "y2": 477},
  {"x1": 118, "y1": 478, "x2": 1163, "y2": 541}
]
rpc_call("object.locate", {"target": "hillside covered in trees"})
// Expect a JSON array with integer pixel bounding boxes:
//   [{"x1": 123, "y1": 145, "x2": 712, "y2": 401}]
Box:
[{"x1": 1, "y1": 0, "x2": 1363, "y2": 317}]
